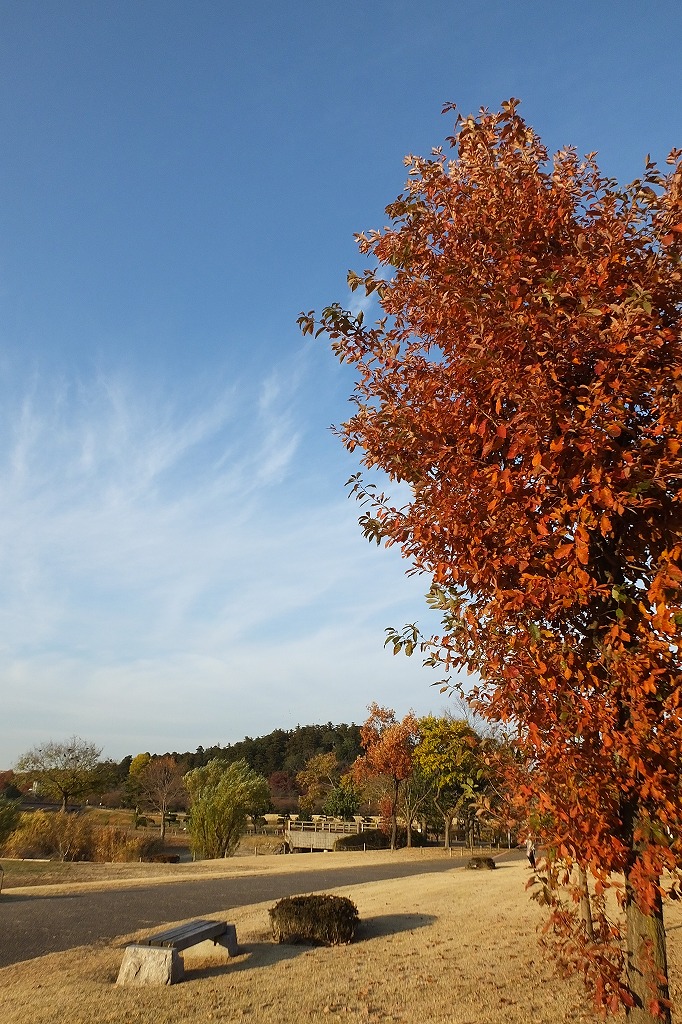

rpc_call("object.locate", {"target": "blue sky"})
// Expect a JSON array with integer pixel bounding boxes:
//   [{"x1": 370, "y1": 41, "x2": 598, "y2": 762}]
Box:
[{"x1": 1, "y1": 1, "x2": 680, "y2": 767}]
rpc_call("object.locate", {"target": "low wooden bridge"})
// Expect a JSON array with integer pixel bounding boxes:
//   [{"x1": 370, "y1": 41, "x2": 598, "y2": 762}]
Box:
[{"x1": 285, "y1": 819, "x2": 379, "y2": 852}]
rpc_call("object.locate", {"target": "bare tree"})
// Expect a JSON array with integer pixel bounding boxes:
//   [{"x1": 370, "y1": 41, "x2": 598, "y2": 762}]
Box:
[
  {"x1": 15, "y1": 736, "x2": 103, "y2": 810},
  {"x1": 397, "y1": 768, "x2": 434, "y2": 847},
  {"x1": 138, "y1": 756, "x2": 186, "y2": 841}
]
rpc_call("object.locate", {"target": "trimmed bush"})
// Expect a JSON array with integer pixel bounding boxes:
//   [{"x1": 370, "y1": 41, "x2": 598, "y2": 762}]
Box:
[
  {"x1": 334, "y1": 826, "x2": 428, "y2": 850},
  {"x1": 395, "y1": 827, "x2": 430, "y2": 848},
  {"x1": 269, "y1": 894, "x2": 359, "y2": 945},
  {"x1": 466, "y1": 856, "x2": 496, "y2": 870},
  {"x1": 334, "y1": 830, "x2": 388, "y2": 852}
]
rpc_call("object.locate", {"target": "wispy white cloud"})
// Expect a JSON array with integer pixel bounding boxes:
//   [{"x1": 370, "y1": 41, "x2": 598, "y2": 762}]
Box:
[
  {"x1": 0, "y1": 356, "x2": 449, "y2": 765},
  {"x1": 254, "y1": 369, "x2": 301, "y2": 486},
  {"x1": 348, "y1": 288, "x2": 376, "y2": 321}
]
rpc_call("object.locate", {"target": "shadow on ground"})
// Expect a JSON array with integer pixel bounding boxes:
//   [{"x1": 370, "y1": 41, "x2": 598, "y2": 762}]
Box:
[
  {"x1": 0, "y1": 891, "x2": 84, "y2": 903},
  {"x1": 185, "y1": 940, "x2": 310, "y2": 979},
  {"x1": 182, "y1": 913, "x2": 438, "y2": 981},
  {"x1": 358, "y1": 913, "x2": 437, "y2": 939}
]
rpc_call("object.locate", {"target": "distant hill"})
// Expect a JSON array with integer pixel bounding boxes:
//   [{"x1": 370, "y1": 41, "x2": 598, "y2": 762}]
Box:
[{"x1": 156, "y1": 721, "x2": 363, "y2": 779}]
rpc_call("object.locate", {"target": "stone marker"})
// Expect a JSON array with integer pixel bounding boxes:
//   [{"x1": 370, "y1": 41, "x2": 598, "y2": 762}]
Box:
[{"x1": 116, "y1": 945, "x2": 183, "y2": 986}]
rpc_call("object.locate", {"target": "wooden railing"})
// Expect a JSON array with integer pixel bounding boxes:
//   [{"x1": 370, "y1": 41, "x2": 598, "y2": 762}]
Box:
[{"x1": 286, "y1": 820, "x2": 378, "y2": 835}]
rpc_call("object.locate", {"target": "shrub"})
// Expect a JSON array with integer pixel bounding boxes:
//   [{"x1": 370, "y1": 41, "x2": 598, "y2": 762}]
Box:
[
  {"x1": 0, "y1": 797, "x2": 21, "y2": 848},
  {"x1": 466, "y1": 856, "x2": 496, "y2": 870},
  {"x1": 394, "y1": 827, "x2": 430, "y2": 848},
  {"x1": 269, "y1": 895, "x2": 359, "y2": 945},
  {"x1": 3, "y1": 810, "x2": 93, "y2": 861},
  {"x1": 2, "y1": 811, "x2": 164, "y2": 862},
  {"x1": 334, "y1": 830, "x2": 388, "y2": 852},
  {"x1": 250, "y1": 835, "x2": 289, "y2": 856},
  {"x1": 90, "y1": 826, "x2": 164, "y2": 862},
  {"x1": 322, "y1": 781, "x2": 360, "y2": 820}
]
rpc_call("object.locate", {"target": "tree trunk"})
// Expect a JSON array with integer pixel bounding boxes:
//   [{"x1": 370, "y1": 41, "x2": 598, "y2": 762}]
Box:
[
  {"x1": 577, "y1": 864, "x2": 594, "y2": 941},
  {"x1": 443, "y1": 815, "x2": 451, "y2": 849},
  {"x1": 625, "y1": 871, "x2": 671, "y2": 1024},
  {"x1": 160, "y1": 807, "x2": 166, "y2": 842},
  {"x1": 390, "y1": 778, "x2": 399, "y2": 851}
]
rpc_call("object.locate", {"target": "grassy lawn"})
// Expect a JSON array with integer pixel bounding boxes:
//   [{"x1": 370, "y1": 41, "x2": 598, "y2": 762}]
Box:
[{"x1": 2, "y1": 851, "x2": 682, "y2": 1023}]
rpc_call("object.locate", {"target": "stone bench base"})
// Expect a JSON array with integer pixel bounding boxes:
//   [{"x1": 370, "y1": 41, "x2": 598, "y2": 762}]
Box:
[
  {"x1": 116, "y1": 922, "x2": 239, "y2": 986},
  {"x1": 117, "y1": 945, "x2": 184, "y2": 986}
]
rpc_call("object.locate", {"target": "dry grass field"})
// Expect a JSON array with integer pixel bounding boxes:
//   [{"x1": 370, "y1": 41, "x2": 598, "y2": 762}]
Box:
[{"x1": 2, "y1": 851, "x2": 682, "y2": 1024}]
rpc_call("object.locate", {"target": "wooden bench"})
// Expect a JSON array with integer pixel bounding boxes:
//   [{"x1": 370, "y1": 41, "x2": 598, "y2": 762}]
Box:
[
  {"x1": 116, "y1": 918, "x2": 238, "y2": 986},
  {"x1": 141, "y1": 919, "x2": 238, "y2": 953}
]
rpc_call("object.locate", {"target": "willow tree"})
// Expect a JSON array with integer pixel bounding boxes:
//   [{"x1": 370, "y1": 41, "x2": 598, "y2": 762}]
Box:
[
  {"x1": 301, "y1": 102, "x2": 682, "y2": 1022},
  {"x1": 184, "y1": 758, "x2": 269, "y2": 859}
]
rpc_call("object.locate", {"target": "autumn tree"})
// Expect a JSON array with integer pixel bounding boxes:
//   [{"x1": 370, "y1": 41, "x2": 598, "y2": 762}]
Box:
[
  {"x1": 125, "y1": 752, "x2": 151, "y2": 818},
  {"x1": 296, "y1": 751, "x2": 340, "y2": 813},
  {"x1": 351, "y1": 704, "x2": 419, "y2": 850},
  {"x1": 302, "y1": 101, "x2": 682, "y2": 1022},
  {"x1": 413, "y1": 715, "x2": 483, "y2": 849},
  {"x1": 474, "y1": 727, "x2": 531, "y2": 848},
  {"x1": 138, "y1": 756, "x2": 186, "y2": 841},
  {"x1": 15, "y1": 736, "x2": 104, "y2": 810}
]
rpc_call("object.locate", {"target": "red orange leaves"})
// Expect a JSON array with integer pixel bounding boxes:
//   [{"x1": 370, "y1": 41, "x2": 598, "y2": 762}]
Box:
[
  {"x1": 308, "y1": 101, "x2": 682, "y2": 1021},
  {"x1": 351, "y1": 704, "x2": 419, "y2": 850}
]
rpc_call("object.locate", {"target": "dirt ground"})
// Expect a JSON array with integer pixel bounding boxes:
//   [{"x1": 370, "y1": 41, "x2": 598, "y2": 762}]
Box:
[
  {"x1": 1, "y1": 852, "x2": 681, "y2": 1024},
  {"x1": 0, "y1": 841, "x2": 482, "y2": 890}
]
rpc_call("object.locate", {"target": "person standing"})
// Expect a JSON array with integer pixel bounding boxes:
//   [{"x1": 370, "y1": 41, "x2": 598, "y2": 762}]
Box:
[{"x1": 526, "y1": 836, "x2": 536, "y2": 869}]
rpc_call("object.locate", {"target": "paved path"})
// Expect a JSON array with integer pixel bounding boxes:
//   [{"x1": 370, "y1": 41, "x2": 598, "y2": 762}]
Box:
[{"x1": 0, "y1": 855, "x2": 493, "y2": 967}]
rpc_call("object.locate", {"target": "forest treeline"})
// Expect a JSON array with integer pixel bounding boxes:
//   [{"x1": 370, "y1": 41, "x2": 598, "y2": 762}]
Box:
[
  {"x1": 1, "y1": 722, "x2": 363, "y2": 807},
  {"x1": 157, "y1": 721, "x2": 363, "y2": 778}
]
